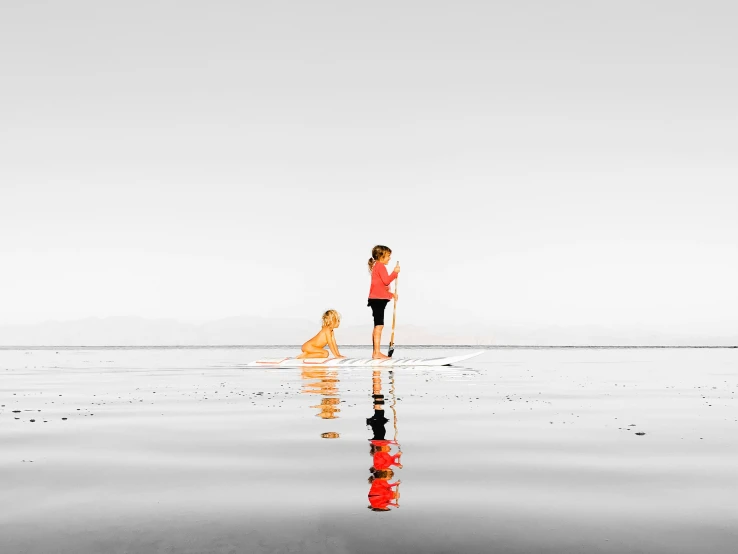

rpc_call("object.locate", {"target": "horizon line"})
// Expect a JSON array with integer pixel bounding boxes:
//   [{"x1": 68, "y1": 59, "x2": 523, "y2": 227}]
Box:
[{"x1": 1, "y1": 344, "x2": 736, "y2": 350}]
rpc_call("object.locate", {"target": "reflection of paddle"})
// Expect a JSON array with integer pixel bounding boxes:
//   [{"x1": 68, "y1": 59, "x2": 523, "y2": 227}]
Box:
[
  {"x1": 389, "y1": 370, "x2": 402, "y2": 509},
  {"x1": 389, "y1": 370, "x2": 400, "y2": 446},
  {"x1": 388, "y1": 276, "x2": 398, "y2": 357}
]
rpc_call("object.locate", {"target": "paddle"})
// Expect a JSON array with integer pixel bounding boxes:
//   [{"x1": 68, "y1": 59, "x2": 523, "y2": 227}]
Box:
[
  {"x1": 388, "y1": 276, "x2": 398, "y2": 357},
  {"x1": 389, "y1": 369, "x2": 402, "y2": 508}
]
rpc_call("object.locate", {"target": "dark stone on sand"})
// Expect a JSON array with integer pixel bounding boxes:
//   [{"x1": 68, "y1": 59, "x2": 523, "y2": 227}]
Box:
[
  {"x1": 635, "y1": 432, "x2": 645, "y2": 436},
  {"x1": 62, "y1": 418, "x2": 67, "y2": 420},
  {"x1": 13, "y1": 410, "x2": 20, "y2": 413},
  {"x1": 30, "y1": 419, "x2": 36, "y2": 422}
]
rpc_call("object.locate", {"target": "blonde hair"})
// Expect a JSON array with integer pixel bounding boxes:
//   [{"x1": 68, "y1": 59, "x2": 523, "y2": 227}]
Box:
[
  {"x1": 367, "y1": 245, "x2": 392, "y2": 273},
  {"x1": 322, "y1": 309, "x2": 341, "y2": 328}
]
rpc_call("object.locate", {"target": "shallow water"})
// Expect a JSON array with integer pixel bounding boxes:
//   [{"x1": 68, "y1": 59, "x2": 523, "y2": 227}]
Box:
[{"x1": 1, "y1": 346, "x2": 737, "y2": 553}]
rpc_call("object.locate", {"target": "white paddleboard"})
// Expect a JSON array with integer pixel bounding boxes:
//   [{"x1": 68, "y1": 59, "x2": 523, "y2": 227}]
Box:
[{"x1": 247, "y1": 351, "x2": 484, "y2": 368}]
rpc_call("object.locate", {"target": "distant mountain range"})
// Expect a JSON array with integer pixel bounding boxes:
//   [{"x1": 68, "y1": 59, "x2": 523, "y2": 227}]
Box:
[{"x1": 0, "y1": 316, "x2": 735, "y2": 346}]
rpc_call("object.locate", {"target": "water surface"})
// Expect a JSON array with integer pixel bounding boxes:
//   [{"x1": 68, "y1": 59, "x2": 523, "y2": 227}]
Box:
[{"x1": 1, "y1": 347, "x2": 736, "y2": 553}]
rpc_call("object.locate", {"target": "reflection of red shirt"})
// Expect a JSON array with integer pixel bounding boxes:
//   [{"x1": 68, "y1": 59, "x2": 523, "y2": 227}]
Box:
[
  {"x1": 368, "y1": 480, "x2": 399, "y2": 510},
  {"x1": 370, "y1": 439, "x2": 396, "y2": 447},
  {"x1": 373, "y1": 451, "x2": 401, "y2": 470},
  {"x1": 369, "y1": 263, "x2": 398, "y2": 300}
]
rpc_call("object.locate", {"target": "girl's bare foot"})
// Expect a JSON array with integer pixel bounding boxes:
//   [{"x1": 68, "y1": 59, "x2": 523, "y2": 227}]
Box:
[{"x1": 372, "y1": 352, "x2": 391, "y2": 360}]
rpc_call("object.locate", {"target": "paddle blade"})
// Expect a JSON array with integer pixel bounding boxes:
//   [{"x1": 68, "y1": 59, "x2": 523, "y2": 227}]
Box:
[{"x1": 388, "y1": 344, "x2": 395, "y2": 357}]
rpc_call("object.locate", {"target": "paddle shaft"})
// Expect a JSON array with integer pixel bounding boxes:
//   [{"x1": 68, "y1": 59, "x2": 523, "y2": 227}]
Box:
[{"x1": 388, "y1": 276, "x2": 398, "y2": 355}]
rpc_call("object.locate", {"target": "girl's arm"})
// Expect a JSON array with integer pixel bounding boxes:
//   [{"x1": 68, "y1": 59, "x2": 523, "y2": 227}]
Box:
[
  {"x1": 328, "y1": 330, "x2": 344, "y2": 358},
  {"x1": 376, "y1": 263, "x2": 398, "y2": 286}
]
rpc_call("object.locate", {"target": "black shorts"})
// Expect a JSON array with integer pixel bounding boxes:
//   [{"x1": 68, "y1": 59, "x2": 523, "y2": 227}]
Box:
[{"x1": 367, "y1": 298, "x2": 390, "y2": 326}]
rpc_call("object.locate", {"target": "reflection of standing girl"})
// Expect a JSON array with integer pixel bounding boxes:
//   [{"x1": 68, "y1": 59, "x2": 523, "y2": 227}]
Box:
[{"x1": 366, "y1": 370, "x2": 402, "y2": 511}]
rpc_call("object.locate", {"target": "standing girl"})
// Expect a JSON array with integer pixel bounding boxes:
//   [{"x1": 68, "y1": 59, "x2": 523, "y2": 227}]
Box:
[{"x1": 367, "y1": 245, "x2": 400, "y2": 359}]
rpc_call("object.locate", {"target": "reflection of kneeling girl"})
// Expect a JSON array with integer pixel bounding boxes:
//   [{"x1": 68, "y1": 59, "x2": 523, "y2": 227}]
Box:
[{"x1": 368, "y1": 469, "x2": 401, "y2": 511}]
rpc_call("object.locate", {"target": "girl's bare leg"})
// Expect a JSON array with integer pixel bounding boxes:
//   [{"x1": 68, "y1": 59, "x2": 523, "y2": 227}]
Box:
[
  {"x1": 296, "y1": 340, "x2": 330, "y2": 359},
  {"x1": 372, "y1": 326, "x2": 390, "y2": 359},
  {"x1": 297, "y1": 347, "x2": 329, "y2": 359}
]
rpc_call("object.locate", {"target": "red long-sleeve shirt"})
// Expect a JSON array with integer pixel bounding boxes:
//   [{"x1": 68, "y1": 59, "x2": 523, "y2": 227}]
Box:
[
  {"x1": 368, "y1": 263, "x2": 398, "y2": 300},
  {"x1": 368, "y1": 479, "x2": 400, "y2": 510},
  {"x1": 372, "y1": 451, "x2": 402, "y2": 470}
]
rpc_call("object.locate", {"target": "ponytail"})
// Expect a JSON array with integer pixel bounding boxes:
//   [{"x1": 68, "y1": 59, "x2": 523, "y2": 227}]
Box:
[{"x1": 368, "y1": 245, "x2": 392, "y2": 274}]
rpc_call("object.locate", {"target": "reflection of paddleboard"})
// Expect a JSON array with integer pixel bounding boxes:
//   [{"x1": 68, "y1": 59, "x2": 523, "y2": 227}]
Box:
[{"x1": 247, "y1": 351, "x2": 484, "y2": 368}]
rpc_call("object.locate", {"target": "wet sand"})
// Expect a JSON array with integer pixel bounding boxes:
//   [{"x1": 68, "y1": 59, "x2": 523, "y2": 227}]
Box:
[{"x1": 1, "y1": 346, "x2": 737, "y2": 553}]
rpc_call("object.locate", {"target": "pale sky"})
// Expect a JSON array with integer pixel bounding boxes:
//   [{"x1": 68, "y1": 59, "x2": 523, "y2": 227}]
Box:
[{"x1": 1, "y1": 1, "x2": 737, "y2": 336}]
